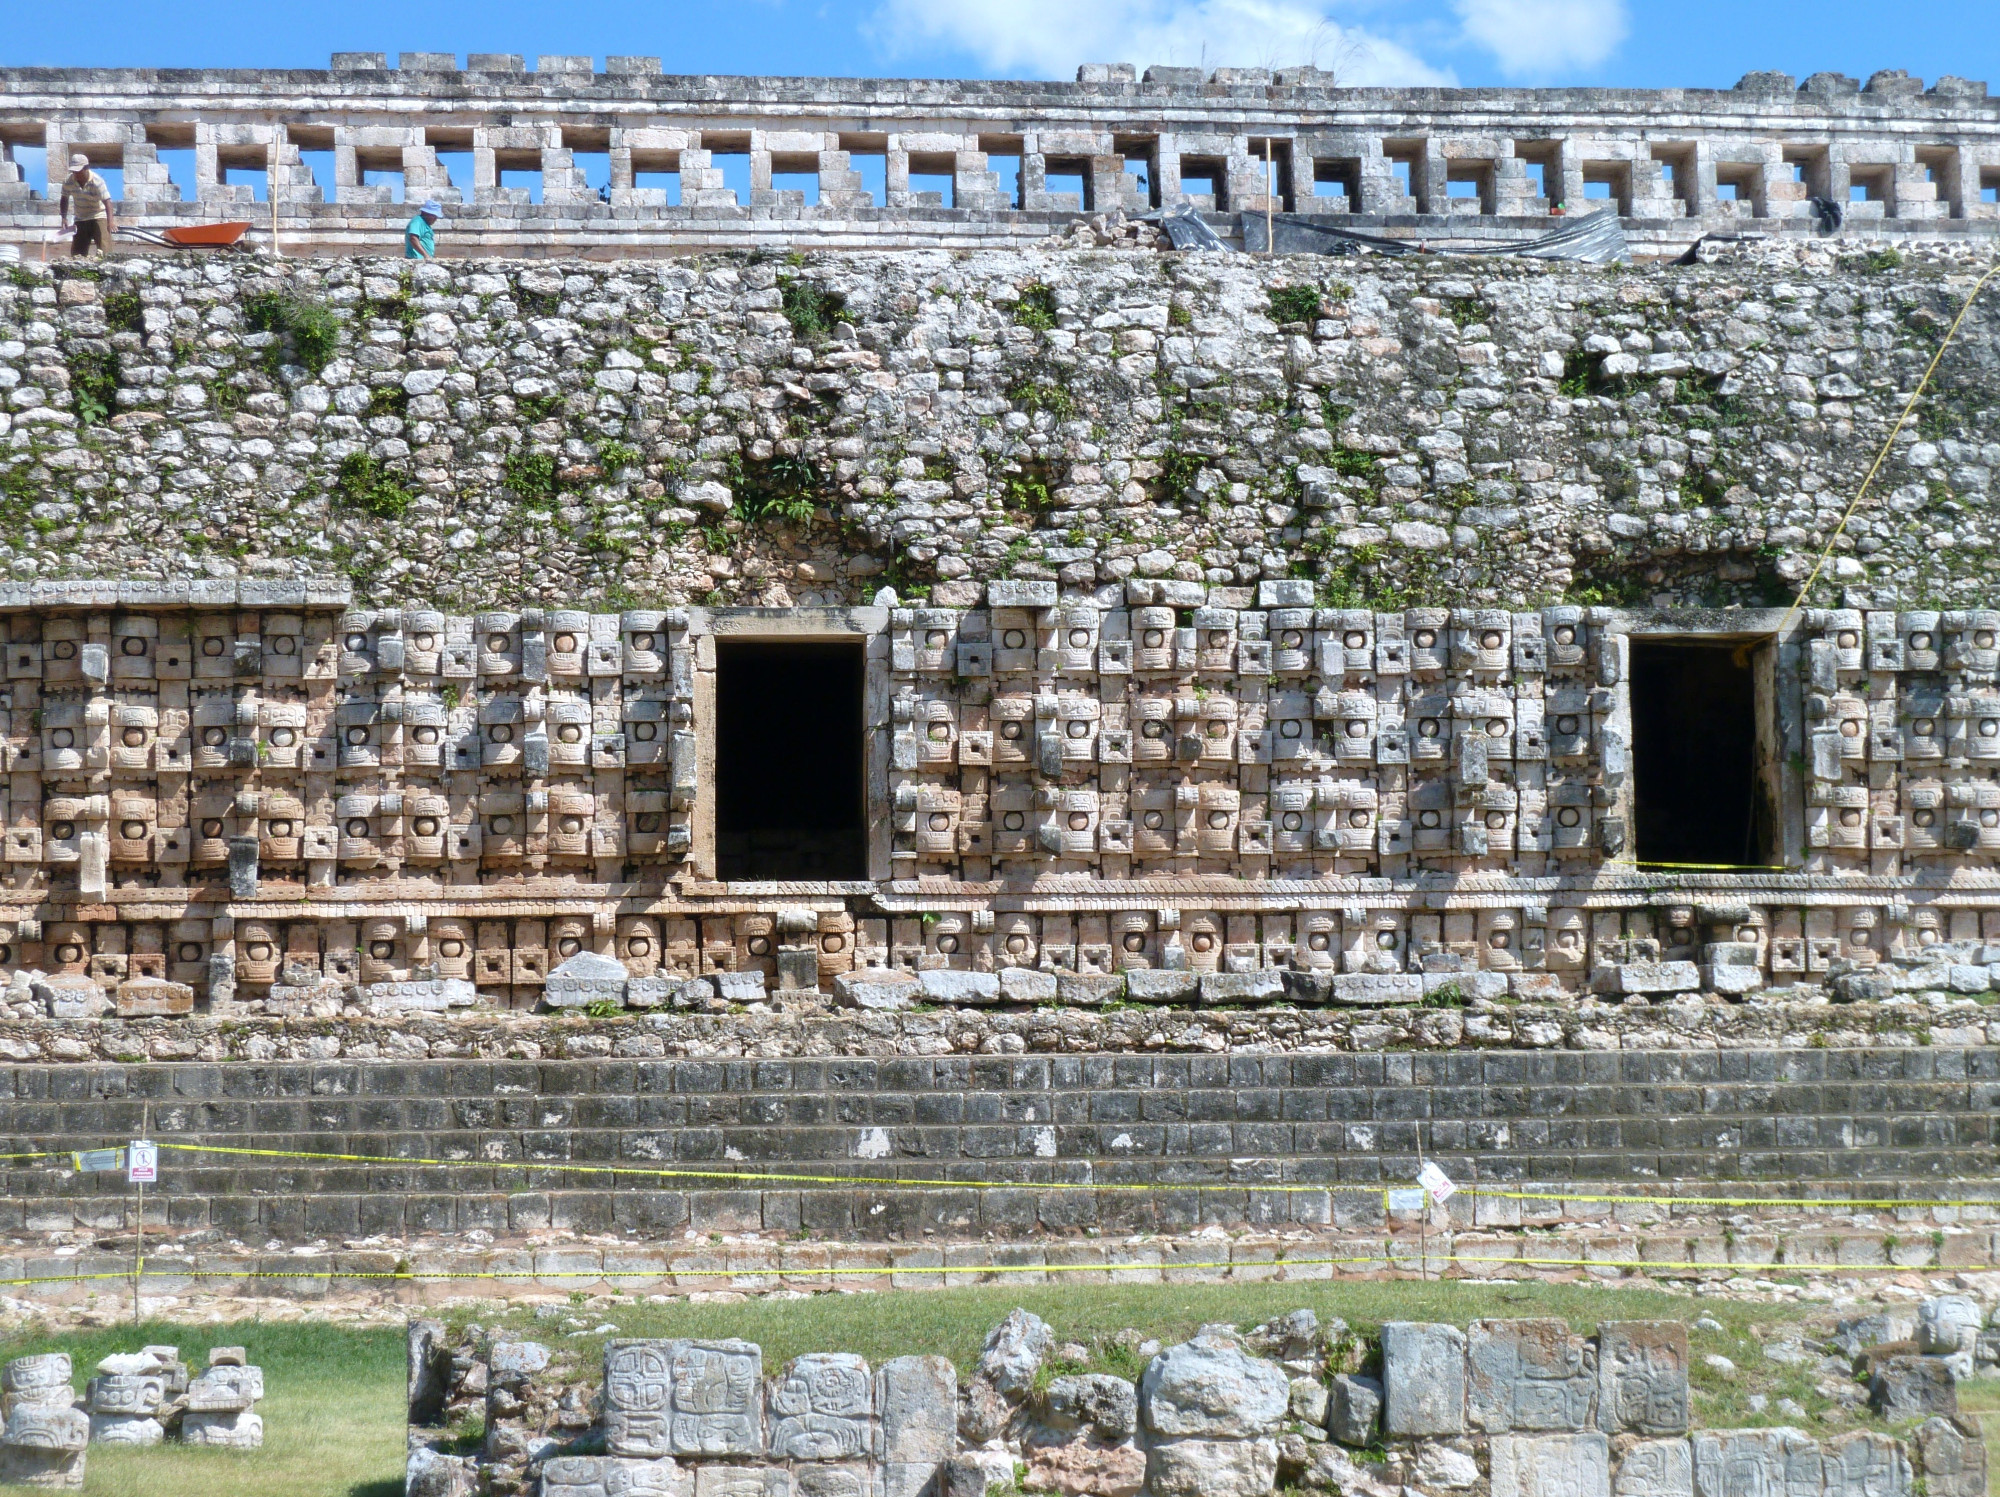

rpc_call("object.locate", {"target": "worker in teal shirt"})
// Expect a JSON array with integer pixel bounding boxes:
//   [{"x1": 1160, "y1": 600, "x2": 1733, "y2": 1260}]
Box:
[{"x1": 404, "y1": 200, "x2": 442, "y2": 259}]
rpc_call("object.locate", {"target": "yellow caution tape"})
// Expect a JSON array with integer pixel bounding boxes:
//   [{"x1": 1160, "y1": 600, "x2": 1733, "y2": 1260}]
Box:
[{"x1": 116, "y1": 1141, "x2": 2000, "y2": 1212}]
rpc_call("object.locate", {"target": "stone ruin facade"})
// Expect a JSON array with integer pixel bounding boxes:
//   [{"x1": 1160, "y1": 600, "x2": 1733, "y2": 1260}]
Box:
[
  {"x1": 0, "y1": 1343, "x2": 265, "y2": 1489},
  {"x1": 4, "y1": 62, "x2": 2000, "y2": 257},
  {"x1": 403, "y1": 1305, "x2": 1994, "y2": 1497},
  {"x1": 0, "y1": 578, "x2": 1996, "y2": 1019}
]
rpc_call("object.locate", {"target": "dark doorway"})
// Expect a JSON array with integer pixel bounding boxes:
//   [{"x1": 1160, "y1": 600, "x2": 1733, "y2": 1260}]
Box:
[
  {"x1": 715, "y1": 641, "x2": 866, "y2": 879},
  {"x1": 1629, "y1": 639, "x2": 1767, "y2": 867}
]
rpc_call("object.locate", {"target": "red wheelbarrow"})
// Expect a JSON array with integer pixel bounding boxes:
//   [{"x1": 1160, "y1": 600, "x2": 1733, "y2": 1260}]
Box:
[{"x1": 117, "y1": 221, "x2": 253, "y2": 250}]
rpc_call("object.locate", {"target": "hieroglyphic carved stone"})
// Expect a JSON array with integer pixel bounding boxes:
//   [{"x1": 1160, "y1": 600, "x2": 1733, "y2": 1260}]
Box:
[
  {"x1": 1615, "y1": 1439, "x2": 1693, "y2": 1497},
  {"x1": 1490, "y1": 1433, "x2": 1612, "y2": 1497},
  {"x1": 1382, "y1": 1323, "x2": 1467, "y2": 1436},
  {"x1": 1468, "y1": 1319, "x2": 1595, "y2": 1432},
  {"x1": 1597, "y1": 1323, "x2": 1688, "y2": 1436},
  {"x1": 1692, "y1": 1429, "x2": 1823, "y2": 1497},
  {"x1": 769, "y1": 1354, "x2": 874, "y2": 1461}
]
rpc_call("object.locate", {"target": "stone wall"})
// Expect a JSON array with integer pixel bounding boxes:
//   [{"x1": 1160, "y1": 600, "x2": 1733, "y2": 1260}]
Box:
[
  {"x1": 404, "y1": 1307, "x2": 1987, "y2": 1497},
  {"x1": 1, "y1": 1047, "x2": 1992, "y2": 1243},
  {"x1": 5, "y1": 63, "x2": 1999, "y2": 257},
  {"x1": 3, "y1": 244, "x2": 1997, "y2": 612}
]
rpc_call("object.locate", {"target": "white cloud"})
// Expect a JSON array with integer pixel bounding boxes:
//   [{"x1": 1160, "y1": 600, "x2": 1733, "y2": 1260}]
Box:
[
  {"x1": 869, "y1": 0, "x2": 1455, "y2": 86},
  {"x1": 1452, "y1": 0, "x2": 1628, "y2": 75}
]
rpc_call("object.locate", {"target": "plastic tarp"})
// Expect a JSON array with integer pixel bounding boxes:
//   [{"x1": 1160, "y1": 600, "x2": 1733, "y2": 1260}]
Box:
[{"x1": 1237, "y1": 207, "x2": 1631, "y2": 264}]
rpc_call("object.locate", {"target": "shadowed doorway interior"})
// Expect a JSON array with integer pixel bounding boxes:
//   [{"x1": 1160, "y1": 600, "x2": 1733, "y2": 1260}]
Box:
[
  {"x1": 715, "y1": 640, "x2": 866, "y2": 879},
  {"x1": 1629, "y1": 638, "x2": 1769, "y2": 869}
]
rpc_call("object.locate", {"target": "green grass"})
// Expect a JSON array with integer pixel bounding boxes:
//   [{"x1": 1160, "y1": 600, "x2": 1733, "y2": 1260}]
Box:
[
  {"x1": 446, "y1": 1277, "x2": 1822, "y2": 1376},
  {"x1": 1955, "y1": 1378, "x2": 2000, "y2": 1497},
  {"x1": 0, "y1": 1320, "x2": 402, "y2": 1497}
]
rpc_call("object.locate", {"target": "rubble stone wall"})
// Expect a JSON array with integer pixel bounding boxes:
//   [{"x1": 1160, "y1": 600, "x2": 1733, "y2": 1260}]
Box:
[{"x1": 405, "y1": 1309, "x2": 1987, "y2": 1497}]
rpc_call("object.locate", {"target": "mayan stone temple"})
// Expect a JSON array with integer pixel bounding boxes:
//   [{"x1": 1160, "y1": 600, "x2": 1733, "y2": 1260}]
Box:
[{"x1": 1, "y1": 52, "x2": 2000, "y2": 1428}]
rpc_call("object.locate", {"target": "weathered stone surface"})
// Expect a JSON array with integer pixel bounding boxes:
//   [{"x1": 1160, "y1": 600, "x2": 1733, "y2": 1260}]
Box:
[
  {"x1": 1145, "y1": 1436, "x2": 1279, "y2": 1497},
  {"x1": 1123, "y1": 970, "x2": 1198, "y2": 1004},
  {"x1": 1615, "y1": 1438, "x2": 1693, "y2": 1497},
  {"x1": 691, "y1": 1468, "x2": 791, "y2": 1497},
  {"x1": 769, "y1": 1353, "x2": 873, "y2": 1461},
  {"x1": 1468, "y1": 1319, "x2": 1593, "y2": 1432},
  {"x1": 879, "y1": 1355, "x2": 957, "y2": 1463},
  {"x1": 1692, "y1": 1428, "x2": 1824, "y2": 1497},
  {"x1": 997, "y1": 967, "x2": 1059, "y2": 1004},
  {"x1": 1416, "y1": 1442, "x2": 1484, "y2": 1489},
  {"x1": 181, "y1": 1408, "x2": 264, "y2": 1448},
  {"x1": 1140, "y1": 1332, "x2": 1290, "y2": 1440},
  {"x1": 1831, "y1": 1313, "x2": 1917, "y2": 1359},
  {"x1": 1291, "y1": 1377, "x2": 1330, "y2": 1428},
  {"x1": 975, "y1": 1309, "x2": 1054, "y2": 1399},
  {"x1": 1870, "y1": 1357, "x2": 1957, "y2": 1422},
  {"x1": 1916, "y1": 1297, "x2": 1984, "y2": 1355},
  {"x1": 404, "y1": 1445, "x2": 477, "y2": 1497},
  {"x1": 1023, "y1": 1437, "x2": 1146, "y2": 1497},
  {"x1": 1044, "y1": 1373, "x2": 1138, "y2": 1442},
  {"x1": 918, "y1": 970, "x2": 1001, "y2": 1006},
  {"x1": 544, "y1": 951, "x2": 630, "y2": 1009},
  {"x1": 1, "y1": 1355, "x2": 72, "y2": 1415},
  {"x1": 1913, "y1": 1417, "x2": 1987, "y2": 1497},
  {"x1": 832, "y1": 971, "x2": 919, "y2": 1011},
  {"x1": 1824, "y1": 1431, "x2": 1912, "y2": 1497},
  {"x1": 1246, "y1": 1310, "x2": 1322, "y2": 1362},
  {"x1": 1597, "y1": 1322, "x2": 1688, "y2": 1436},
  {"x1": 1382, "y1": 1323, "x2": 1467, "y2": 1437},
  {"x1": 1491, "y1": 1434, "x2": 1610, "y2": 1497},
  {"x1": 605, "y1": 1339, "x2": 763, "y2": 1459},
  {"x1": 1329, "y1": 1374, "x2": 1383, "y2": 1446}
]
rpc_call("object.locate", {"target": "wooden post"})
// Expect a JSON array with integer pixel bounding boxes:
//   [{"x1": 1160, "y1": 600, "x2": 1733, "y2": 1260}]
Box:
[{"x1": 131, "y1": 1103, "x2": 147, "y2": 1326}]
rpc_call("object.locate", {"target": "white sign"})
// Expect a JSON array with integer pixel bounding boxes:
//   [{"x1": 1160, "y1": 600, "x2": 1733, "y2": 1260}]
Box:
[
  {"x1": 1386, "y1": 1187, "x2": 1428, "y2": 1213},
  {"x1": 1417, "y1": 1161, "x2": 1456, "y2": 1204},
  {"x1": 127, "y1": 1141, "x2": 157, "y2": 1185}
]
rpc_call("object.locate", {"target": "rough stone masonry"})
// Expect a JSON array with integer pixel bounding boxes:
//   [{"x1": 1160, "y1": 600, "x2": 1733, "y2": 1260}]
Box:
[{"x1": 0, "y1": 63, "x2": 1997, "y2": 1266}]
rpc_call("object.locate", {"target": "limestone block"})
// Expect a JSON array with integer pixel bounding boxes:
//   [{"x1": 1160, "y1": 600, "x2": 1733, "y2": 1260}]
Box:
[
  {"x1": 1056, "y1": 973, "x2": 1126, "y2": 1006},
  {"x1": 0, "y1": 1402, "x2": 87, "y2": 1490},
  {"x1": 1333, "y1": 974, "x2": 1423, "y2": 1005},
  {"x1": 1691, "y1": 1429, "x2": 1823, "y2": 1497},
  {"x1": 833, "y1": 970, "x2": 920, "y2": 1010},
  {"x1": 878, "y1": 1355, "x2": 957, "y2": 1462},
  {"x1": 1917, "y1": 1296, "x2": 1984, "y2": 1355},
  {"x1": 918, "y1": 969, "x2": 1000, "y2": 1005},
  {"x1": 181, "y1": 1408, "x2": 263, "y2": 1448},
  {"x1": 86, "y1": 1412, "x2": 163, "y2": 1446},
  {"x1": 998, "y1": 967, "x2": 1059, "y2": 1004},
  {"x1": 1124, "y1": 970, "x2": 1198, "y2": 1003},
  {"x1": 1382, "y1": 1323, "x2": 1467, "y2": 1436},
  {"x1": 542, "y1": 1456, "x2": 693, "y2": 1497},
  {"x1": 1597, "y1": 1322, "x2": 1689, "y2": 1435},
  {"x1": 712, "y1": 971, "x2": 767, "y2": 1005},
  {"x1": 605, "y1": 1339, "x2": 763, "y2": 1460},
  {"x1": 1823, "y1": 1432, "x2": 1911, "y2": 1497},
  {"x1": 186, "y1": 1362, "x2": 263, "y2": 1410},
  {"x1": 1043, "y1": 1373, "x2": 1138, "y2": 1441},
  {"x1": 1869, "y1": 1358, "x2": 1956, "y2": 1421},
  {"x1": 35, "y1": 976, "x2": 109, "y2": 1019},
  {"x1": 768, "y1": 1353, "x2": 874, "y2": 1461},
  {"x1": 545, "y1": 950, "x2": 630, "y2": 1008},
  {"x1": 793, "y1": 1464, "x2": 876, "y2": 1497},
  {"x1": 693, "y1": 1469, "x2": 792, "y2": 1497},
  {"x1": 1023, "y1": 1436, "x2": 1146, "y2": 1497},
  {"x1": 405, "y1": 1446, "x2": 477, "y2": 1497},
  {"x1": 1603, "y1": 962, "x2": 1701, "y2": 995},
  {"x1": 1329, "y1": 1374, "x2": 1382, "y2": 1446},
  {"x1": 114, "y1": 977, "x2": 194, "y2": 1017},
  {"x1": 1492, "y1": 1434, "x2": 1611, "y2": 1497},
  {"x1": 1615, "y1": 1438, "x2": 1693, "y2": 1497},
  {"x1": 1199, "y1": 971, "x2": 1285, "y2": 1004},
  {"x1": 1913, "y1": 1417, "x2": 1987, "y2": 1497},
  {"x1": 1415, "y1": 1442, "x2": 1483, "y2": 1489},
  {"x1": 1290, "y1": 1378, "x2": 1329, "y2": 1428},
  {"x1": 1144, "y1": 1436, "x2": 1278, "y2": 1497},
  {"x1": 975, "y1": 1308, "x2": 1053, "y2": 1398},
  {"x1": 1139, "y1": 1332, "x2": 1289, "y2": 1440},
  {"x1": 2, "y1": 1355, "x2": 73, "y2": 1416},
  {"x1": 1468, "y1": 1319, "x2": 1594, "y2": 1432}
]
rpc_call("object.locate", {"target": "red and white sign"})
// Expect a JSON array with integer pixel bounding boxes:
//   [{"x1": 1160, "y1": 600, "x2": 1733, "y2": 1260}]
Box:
[{"x1": 127, "y1": 1141, "x2": 157, "y2": 1185}]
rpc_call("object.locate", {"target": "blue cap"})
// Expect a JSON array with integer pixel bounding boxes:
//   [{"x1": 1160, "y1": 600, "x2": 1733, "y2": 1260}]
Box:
[{"x1": 421, "y1": 200, "x2": 443, "y2": 217}]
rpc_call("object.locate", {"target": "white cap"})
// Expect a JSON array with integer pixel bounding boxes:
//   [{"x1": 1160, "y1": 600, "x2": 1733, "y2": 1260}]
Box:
[{"x1": 68, "y1": 154, "x2": 89, "y2": 173}]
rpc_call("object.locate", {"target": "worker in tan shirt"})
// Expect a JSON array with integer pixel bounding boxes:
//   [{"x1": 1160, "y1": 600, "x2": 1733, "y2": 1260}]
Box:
[{"x1": 59, "y1": 155, "x2": 116, "y2": 258}]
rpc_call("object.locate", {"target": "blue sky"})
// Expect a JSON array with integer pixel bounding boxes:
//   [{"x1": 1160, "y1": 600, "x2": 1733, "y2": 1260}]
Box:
[{"x1": 2, "y1": 0, "x2": 1993, "y2": 92}]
